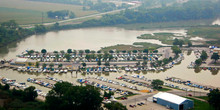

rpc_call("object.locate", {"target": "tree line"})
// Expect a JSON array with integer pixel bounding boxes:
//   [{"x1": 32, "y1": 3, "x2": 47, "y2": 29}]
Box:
[
  {"x1": 0, "y1": 83, "x2": 41, "y2": 109},
  {"x1": 0, "y1": 20, "x2": 34, "y2": 47},
  {"x1": 26, "y1": 0, "x2": 220, "y2": 35},
  {"x1": 30, "y1": 0, "x2": 82, "y2": 5},
  {"x1": 78, "y1": 0, "x2": 220, "y2": 27},
  {"x1": 0, "y1": 81, "x2": 127, "y2": 110}
]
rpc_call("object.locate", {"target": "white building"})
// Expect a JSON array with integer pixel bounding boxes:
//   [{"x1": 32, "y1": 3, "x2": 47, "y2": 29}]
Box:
[{"x1": 153, "y1": 92, "x2": 194, "y2": 110}]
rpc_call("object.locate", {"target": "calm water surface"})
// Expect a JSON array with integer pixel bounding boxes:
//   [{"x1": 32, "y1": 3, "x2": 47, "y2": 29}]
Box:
[
  {"x1": 0, "y1": 27, "x2": 186, "y2": 59},
  {"x1": 0, "y1": 27, "x2": 219, "y2": 93}
]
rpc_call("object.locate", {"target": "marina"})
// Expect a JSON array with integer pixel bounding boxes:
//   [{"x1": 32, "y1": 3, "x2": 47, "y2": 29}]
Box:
[
  {"x1": 0, "y1": 49, "x2": 220, "y2": 94},
  {"x1": 0, "y1": 27, "x2": 219, "y2": 110},
  {"x1": 1, "y1": 0, "x2": 220, "y2": 109},
  {"x1": 0, "y1": 76, "x2": 47, "y2": 97}
]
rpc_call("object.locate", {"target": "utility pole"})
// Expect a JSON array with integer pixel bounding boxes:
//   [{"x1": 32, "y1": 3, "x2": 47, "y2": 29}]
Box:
[
  {"x1": 194, "y1": 86, "x2": 195, "y2": 96},
  {"x1": 42, "y1": 12, "x2": 44, "y2": 24}
]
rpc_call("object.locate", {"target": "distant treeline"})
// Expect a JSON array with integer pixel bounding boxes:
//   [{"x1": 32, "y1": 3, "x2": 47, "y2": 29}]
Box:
[
  {"x1": 77, "y1": 0, "x2": 220, "y2": 27},
  {"x1": 47, "y1": 10, "x2": 75, "y2": 20},
  {"x1": 30, "y1": 0, "x2": 82, "y2": 5},
  {"x1": 30, "y1": 0, "x2": 130, "y2": 12},
  {"x1": 1, "y1": 0, "x2": 220, "y2": 48},
  {"x1": 0, "y1": 20, "x2": 34, "y2": 47},
  {"x1": 89, "y1": 2, "x2": 116, "y2": 12}
]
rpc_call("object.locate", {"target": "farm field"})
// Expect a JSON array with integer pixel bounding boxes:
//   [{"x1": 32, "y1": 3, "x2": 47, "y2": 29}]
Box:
[{"x1": 0, "y1": 0, "x2": 98, "y2": 24}]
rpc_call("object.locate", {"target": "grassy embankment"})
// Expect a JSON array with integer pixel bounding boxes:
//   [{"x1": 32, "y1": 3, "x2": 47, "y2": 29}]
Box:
[
  {"x1": 187, "y1": 26, "x2": 220, "y2": 46},
  {"x1": 0, "y1": 85, "x2": 44, "y2": 109},
  {"x1": 0, "y1": 0, "x2": 97, "y2": 24},
  {"x1": 115, "y1": 94, "x2": 137, "y2": 100},
  {"x1": 137, "y1": 33, "x2": 186, "y2": 45},
  {"x1": 116, "y1": 25, "x2": 220, "y2": 48},
  {"x1": 157, "y1": 88, "x2": 172, "y2": 91},
  {"x1": 115, "y1": 19, "x2": 214, "y2": 30},
  {"x1": 101, "y1": 43, "x2": 161, "y2": 52},
  {"x1": 184, "y1": 97, "x2": 215, "y2": 110},
  {"x1": 195, "y1": 96, "x2": 209, "y2": 101}
]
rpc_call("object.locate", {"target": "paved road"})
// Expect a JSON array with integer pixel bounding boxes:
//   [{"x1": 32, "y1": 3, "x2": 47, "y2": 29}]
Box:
[
  {"x1": 20, "y1": 2, "x2": 172, "y2": 29},
  {"x1": 118, "y1": 93, "x2": 155, "y2": 105},
  {"x1": 20, "y1": 4, "x2": 141, "y2": 28},
  {"x1": 87, "y1": 78, "x2": 141, "y2": 94},
  {"x1": 116, "y1": 88, "x2": 208, "y2": 106},
  {"x1": 157, "y1": 47, "x2": 174, "y2": 59}
]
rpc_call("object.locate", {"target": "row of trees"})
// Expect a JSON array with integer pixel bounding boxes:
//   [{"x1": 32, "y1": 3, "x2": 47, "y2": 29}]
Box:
[
  {"x1": 171, "y1": 45, "x2": 181, "y2": 56},
  {"x1": 195, "y1": 51, "x2": 208, "y2": 66},
  {"x1": 0, "y1": 83, "x2": 40, "y2": 109},
  {"x1": 211, "y1": 53, "x2": 219, "y2": 63},
  {"x1": 0, "y1": 20, "x2": 34, "y2": 47},
  {"x1": 79, "y1": 0, "x2": 220, "y2": 27},
  {"x1": 0, "y1": 82, "x2": 127, "y2": 110},
  {"x1": 173, "y1": 38, "x2": 184, "y2": 47},
  {"x1": 195, "y1": 51, "x2": 219, "y2": 66},
  {"x1": 40, "y1": 48, "x2": 156, "y2": 55},
  {"x1": 45, "y1": 82, "x2": 127, "y2": 110},
  {"x1": 83, "y1": 0, "x2": 131, "y2": 12},
  {"x1": 30, "y1": 0, "x2": 81, "y2": 5}
]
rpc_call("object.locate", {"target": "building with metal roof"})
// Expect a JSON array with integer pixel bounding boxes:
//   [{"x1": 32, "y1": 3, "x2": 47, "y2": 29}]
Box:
[
  {"x1": 10, "y1": 58, "x2": 37, "y2": 66},
  {"x1": 153, "y1": 92, "x2": 194, "y2": 110}
]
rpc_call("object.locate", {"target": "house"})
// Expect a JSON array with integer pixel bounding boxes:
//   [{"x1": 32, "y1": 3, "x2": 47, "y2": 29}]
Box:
[{"x1": 153, "y1": 92, "x2": 194, "y2": 110}]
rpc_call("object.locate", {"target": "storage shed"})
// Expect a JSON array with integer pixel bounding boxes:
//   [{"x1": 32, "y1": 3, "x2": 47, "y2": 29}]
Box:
[
  {"x1": 10, "y1": 58, "x2": 37, "y2": 66},
  {"x1": 153, "y1": 92, "x2": 193, "y2": 110}
]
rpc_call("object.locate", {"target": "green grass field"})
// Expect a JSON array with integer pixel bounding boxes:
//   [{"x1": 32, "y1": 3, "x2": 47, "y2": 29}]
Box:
[
  {"x1": 0, "y1": 0, "x2": 98, "y2": 24},
  {"x1": 187, "y1": 26, "x2": 220, "y2": 46},
  {"x1": 195, "y1": 96, "x2": 209, "y2": 101},
  {"x1": 101, "y1": 43, "x2": 160, "y2": 52},
  {"x1": 101, "y1": 44, "x2": 143, "y2": 52},
  {"x1": 137, "y1": 33, "x2": 179, "y2": 45},
  {"x1": 157, "y1": 88, "x2": 172, "y2": 91},
  {"x1": 133, "y1": 42, "x2": 161, "y2": 49},
  {"x1": 0, "y1": 7, "x2": 57, "y2": 24},
  {"x1": 185, "y1": 97, "x2": 215, "y2": 110},
  {"x1": 187, "y1": 26, "x2": 220, "y2": 39}
]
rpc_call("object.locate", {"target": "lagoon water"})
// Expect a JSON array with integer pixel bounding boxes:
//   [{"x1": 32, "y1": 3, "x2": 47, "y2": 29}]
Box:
[
  {"x1": 0, "y1": 27, "x2": 219, "y2": 93},
  {"x1": 0, "y1": 27, "x2": 186, "y2": 59}
]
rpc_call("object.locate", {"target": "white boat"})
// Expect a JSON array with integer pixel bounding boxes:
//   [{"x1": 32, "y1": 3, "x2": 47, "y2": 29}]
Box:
[
  {"x1": 38, "y1": 68, "x2": 42, "y2": 73},
  {"x1": 55, "y1": 69, "x2": 59, "y2": 73},
  {"x1": 104, "y1": 68, "x2": 110, "y2": 72},
  {"x1": 43, "y1": 69, "x2": 47, "y2": 73},
  {"x1": 64, "y1": 69, "x2": 68, "y2": 73},
  {"x1": 59, "y1": 70, "x2": 64, "y2": 73},
  {"x1": 17, "y1": 67, "x2": 22, "y2": 72},
  {"x1": 133, "y1": 68, "x2": 138, "y2": 71},
  {"x1": 125, "y1": 67, "x2": 130, "y2": 72}
]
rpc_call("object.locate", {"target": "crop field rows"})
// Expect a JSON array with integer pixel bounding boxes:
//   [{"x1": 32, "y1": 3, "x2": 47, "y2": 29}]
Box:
[{"x1": 0, "y1": 0, "x2": 97, "y2": 24}]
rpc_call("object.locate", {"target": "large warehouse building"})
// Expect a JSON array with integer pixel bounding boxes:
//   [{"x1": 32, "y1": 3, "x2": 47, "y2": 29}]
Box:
[{"x1": 153, "y1": 92, "x2": 194, "y2": 110}]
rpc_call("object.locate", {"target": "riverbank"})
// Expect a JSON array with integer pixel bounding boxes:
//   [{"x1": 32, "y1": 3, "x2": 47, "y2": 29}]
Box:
[{"x1": 114, "y1": 19, "x2": 215, "y2": 30}]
